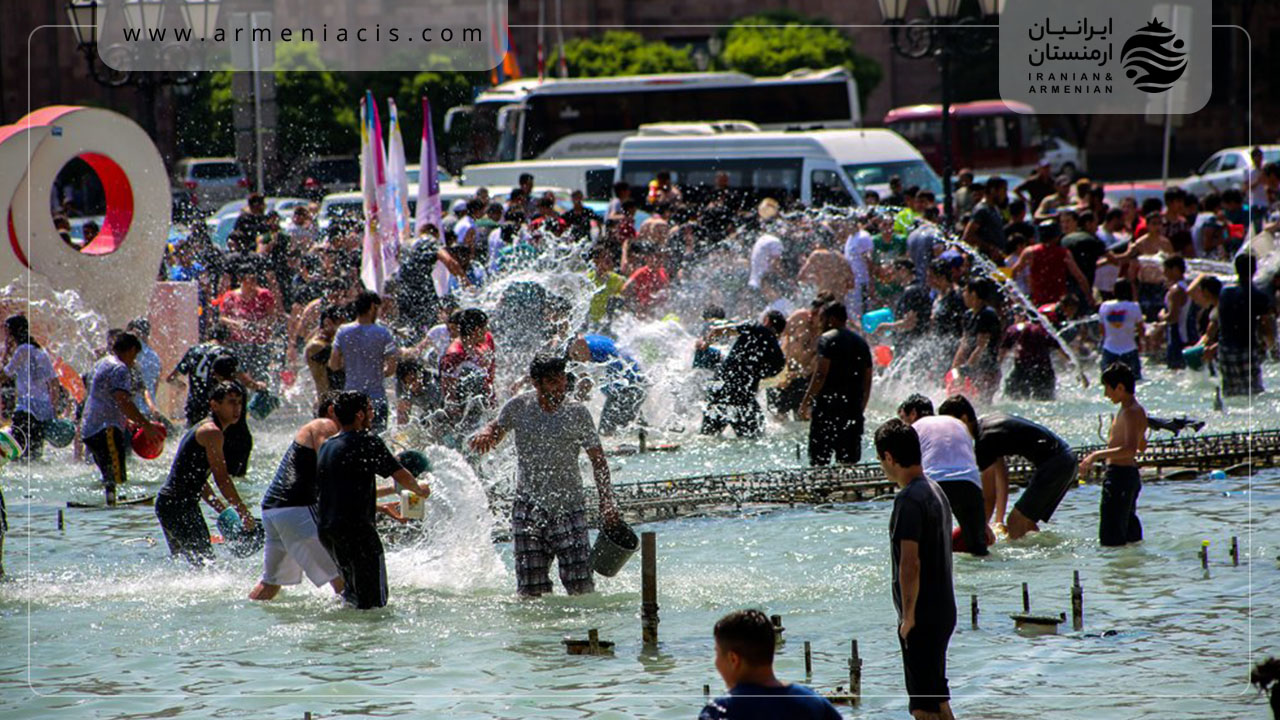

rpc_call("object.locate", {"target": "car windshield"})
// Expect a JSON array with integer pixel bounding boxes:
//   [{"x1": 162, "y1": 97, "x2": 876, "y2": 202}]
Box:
[
  {"x1": 191, "y1": 162, "x2": 241, "y2": 180},
  {"x1": 843, "y1": 160, "x2": 943, "y2": 195}
]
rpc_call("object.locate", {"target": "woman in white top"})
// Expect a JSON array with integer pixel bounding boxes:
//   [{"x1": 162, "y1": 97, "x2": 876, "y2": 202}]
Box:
[{"x1": 1097, "y1": 278, "x2": 1145, "y2": 380}]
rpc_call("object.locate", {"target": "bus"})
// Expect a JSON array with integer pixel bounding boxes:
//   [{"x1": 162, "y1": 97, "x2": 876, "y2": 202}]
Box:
[
  {"x1": 442, "y1": 67, "x2": 861, "y2": 171},
  {"x1": 883, "y1": 100, "x2": 1088, "y2": 181}
]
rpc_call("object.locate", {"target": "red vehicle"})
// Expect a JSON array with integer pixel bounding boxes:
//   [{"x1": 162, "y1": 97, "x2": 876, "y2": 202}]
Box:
[{"x1": 883, "y1": 100, "x2": 1086, "y2": 180}]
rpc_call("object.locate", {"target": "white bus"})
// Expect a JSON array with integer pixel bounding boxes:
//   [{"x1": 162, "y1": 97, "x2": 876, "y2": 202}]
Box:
[
  {"x1": 443, "y1": 67, "x2": 861, "y2": 171},
  {"x1": 616, "y1": 126, "x2": 941, "y2": 208}
]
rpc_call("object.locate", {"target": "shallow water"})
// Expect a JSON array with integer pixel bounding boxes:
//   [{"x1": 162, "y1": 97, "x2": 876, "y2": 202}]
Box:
[{"x1": 3, "y1": 361, "x2": 1279, "y2": 719}]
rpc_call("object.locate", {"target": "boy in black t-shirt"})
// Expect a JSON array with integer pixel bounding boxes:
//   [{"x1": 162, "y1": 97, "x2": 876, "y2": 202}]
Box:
[
  {"x1": 952, "y1": 278, "x2": 1003, "y2": 404},
  {"x1": 875, "y1": 418, "x2": 957, "y2": 720},
  {"x1": 315, "y1": 391, "x2": 430, "y2": 609}
]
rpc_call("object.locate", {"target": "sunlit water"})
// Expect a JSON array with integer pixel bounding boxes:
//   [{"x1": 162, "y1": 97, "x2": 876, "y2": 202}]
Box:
[{"x1": 3, "y1": 352, "x2": 1278, "y2": 719}]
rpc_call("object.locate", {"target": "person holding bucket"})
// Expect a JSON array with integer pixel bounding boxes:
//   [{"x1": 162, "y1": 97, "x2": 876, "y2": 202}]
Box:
[{"x1": 470, "y1": 354, "x2": 621, "y2": 597}]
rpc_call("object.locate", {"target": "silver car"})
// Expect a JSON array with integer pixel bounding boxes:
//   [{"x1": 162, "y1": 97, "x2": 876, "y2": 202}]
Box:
[{"x1": 172, "y1": 157, "x2": 248, "y2": 212}]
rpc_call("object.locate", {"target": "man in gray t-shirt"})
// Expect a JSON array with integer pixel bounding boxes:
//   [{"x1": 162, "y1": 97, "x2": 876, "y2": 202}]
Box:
[
  {"x1": 471, "y1": 354, "x2": 620, "y2": 597},
  {"x1": 330, "y1": 290, "x2": 397, "y2": 431}
]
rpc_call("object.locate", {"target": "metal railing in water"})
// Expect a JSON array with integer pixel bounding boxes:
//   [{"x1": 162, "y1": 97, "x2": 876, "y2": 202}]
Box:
[{"x1": 599, "y1": 428, "x2": 1280, "y2": 522}]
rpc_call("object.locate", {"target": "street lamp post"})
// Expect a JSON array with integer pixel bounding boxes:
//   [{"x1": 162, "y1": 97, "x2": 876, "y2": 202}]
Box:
[
  {"x1": 64, "y1": 0, "x2": 221, "y2": 136},
  {"x1": 879, "y1": 0, "x2": 1003, "y2": 230}
]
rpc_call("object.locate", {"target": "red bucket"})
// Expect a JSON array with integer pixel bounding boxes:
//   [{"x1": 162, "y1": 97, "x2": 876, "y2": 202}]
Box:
[{"x1": 131, "y1": 424, "x2": 168, "y2": 460}]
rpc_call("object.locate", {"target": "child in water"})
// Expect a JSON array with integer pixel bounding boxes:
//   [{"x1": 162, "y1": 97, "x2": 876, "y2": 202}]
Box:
[{"x1": 1079, "y1": 362, "x2": 1148, "y2": 546}]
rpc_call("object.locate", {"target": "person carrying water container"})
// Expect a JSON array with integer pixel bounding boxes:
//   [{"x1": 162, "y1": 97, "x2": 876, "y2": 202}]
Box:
[
  {"x1": 81, "y1": 332, "x2": 165, "y2": 506},
  {"x1": 315, "y1": 391, "x2": 430, "y2": 609},
  {"x1": 1, "y1": 315, "x2": 60, "y2": 460},
  {"x1": 938, "y1": 395, "x2": 1077, "y2": 541},
  {"x1": 469, "y1": 355, "x2": 621, "y2": 598},
  {"x1": 154, "y1": 382, "x2": 256, "y2": 565}
]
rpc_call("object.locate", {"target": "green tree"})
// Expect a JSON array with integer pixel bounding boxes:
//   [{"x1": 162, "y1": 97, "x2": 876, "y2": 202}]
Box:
[
  {"x1": 719, "y1": 10, "x2": 882, "y2": 111},
  {"x1": 550, "y1": 31, "x2": 695, "y2": 77}
]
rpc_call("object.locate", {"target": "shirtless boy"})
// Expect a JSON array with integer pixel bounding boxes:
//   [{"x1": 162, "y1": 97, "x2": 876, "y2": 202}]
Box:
[{"x1": 1079, "y1": 363, "x2": 1148, "y2": 546}]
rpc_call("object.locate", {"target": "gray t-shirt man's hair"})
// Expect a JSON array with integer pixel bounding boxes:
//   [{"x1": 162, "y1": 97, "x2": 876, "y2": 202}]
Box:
[{"x1": 496, "y1": 392, "x2": 601, "y2": 514}]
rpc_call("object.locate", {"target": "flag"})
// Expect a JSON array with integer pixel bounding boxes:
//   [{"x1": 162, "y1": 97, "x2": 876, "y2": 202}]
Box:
[
  {"x1": 359, "y1": 90, "x2": 398, "y2": 293},
  {"x1": 386, "y1": 98, "x2": 411, "y2": 242},
  {"x1": 415, "y1": 96, "x2": 443, "y2": 239}
]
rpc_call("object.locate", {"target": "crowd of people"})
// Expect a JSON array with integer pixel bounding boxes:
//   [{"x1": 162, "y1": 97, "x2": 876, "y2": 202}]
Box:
[{"x1": 3, "y1": 158, "x2": 1280, "y2": 718}]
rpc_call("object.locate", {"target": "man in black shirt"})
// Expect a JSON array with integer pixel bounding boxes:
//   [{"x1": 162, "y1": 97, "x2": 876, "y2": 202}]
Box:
[
  {"x1": 939, "y1": 395, "x2": 1077, "y2": 541},
  {"x1": 316, "y1": 390, "x2": 431, "y2": 609},
  {"x1": 699, "y1": 311, "x2": 787, "y2": 439},
  {"x1": 875, "y1": 418, "x2": 956, "y2": 720},
  {"x1": 875, "y1": 259, "x2": 934, "y2": 360},
  {"x1": 800, "y1": 302, "x2": 873, "y2": 466}
]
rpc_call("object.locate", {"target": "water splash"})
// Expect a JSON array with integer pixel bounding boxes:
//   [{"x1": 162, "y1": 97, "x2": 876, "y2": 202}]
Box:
[{"x1": 0, "y1": 279, "x2": 108, "y2": 369}]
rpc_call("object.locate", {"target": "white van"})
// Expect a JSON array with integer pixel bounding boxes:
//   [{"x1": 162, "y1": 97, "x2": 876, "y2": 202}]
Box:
[
  {"x1": 460, "y1": 158, "x2": 618, "y2": 200},
  {"x1": 616, "y1": 126, "x2": 942, "y2": 207}
]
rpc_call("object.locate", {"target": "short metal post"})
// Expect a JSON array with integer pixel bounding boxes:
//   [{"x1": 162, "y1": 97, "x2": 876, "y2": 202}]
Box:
[
  {"x1": 638, "y1": 428, "x2": 647, "y2": 453},
  {"x1": 57, "y1": 509, "x2": 64, "y2": 532},
  {"x1": 971, "y1": 594, "x2": 979, "y2": 629},
  {"x1": 304, "y1": 713, "x2": 312, "y2": 720},
  {"x1": 848, "y1": 639, "x2": 862, "y2": 706},
  {"x1": 771, "y1": 614, "x2": 784, "y2": 646},
  {"x1": 588, "y1": 628, "x2": 600, "y2": 654},
  {"x1": 1071, "y1": 571, "x2": 1083, "y2": 632},
  {"x1": 1200, "y1": 540, "x2": 1209, "y2": 569},
  {"x1": 1230, "y1": 536, "x2": 1239, "y2": 566},
  {"x1": 641, "y1": 531, "x2": 659, "y2": 645},
  {"x1": 1022, "y1": 582, "x2": 1030, "y2": 613},
  {"x1": 703, "y1": 684, "x2": 710, "y2": 701},
  {"x1": 804, "y1": 640, "x2": 812, "y2": 681}
]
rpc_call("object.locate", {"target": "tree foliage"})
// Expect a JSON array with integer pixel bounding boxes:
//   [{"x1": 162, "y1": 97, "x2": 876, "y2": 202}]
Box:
[
  {"x1": 175, "y1": 41, "x2": 481, "y2": 183},
  {"x1": 719, "y1": 10, "x2": 882, "y2": 110},
  {"x1": 550, "y1": 31, "x2": 695, "y2": 77}
]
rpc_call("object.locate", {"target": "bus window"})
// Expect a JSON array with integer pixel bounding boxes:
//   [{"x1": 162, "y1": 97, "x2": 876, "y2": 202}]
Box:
[
  {"x1": 811, "y1": 169, "x2": 854, "y2": 207},
  {"x1": 619, "y1": 158, "x2": 802, "y2": 205},
  {"x1": 843, "y1": 160, "x2": 942, "y2": 196}
]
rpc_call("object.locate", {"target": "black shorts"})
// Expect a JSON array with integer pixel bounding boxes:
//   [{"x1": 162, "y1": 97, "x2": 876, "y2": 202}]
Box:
[
  {"x1": 154, "y1": 493, "x2": 214, "y2": 564},
  {"x1": 766, "y1": 375, "x2": 810, "y2": 415},
  {"x1": 938, "y1": 481, "x2": 988, "y2": 556},
  {"x1": 319, "y1": 525, "x2": 388, "y2": 609},
  {"x1": 1100, "y1": 465, "x2": 1142, "y2": 546},
  {"x1": 700, "y1": 401, "x2": 764, "y2": 439},
  {"x1": 84, "y1": 427, "x2": 128, "y2": 489},
  {"x1": 1004, "y1": 362, "x2": 1055, "y2": 401},
  {"x1": 807, "y1": 398, "x2": 863, "y2": 467},
  {"x1": 898, "y1": 622, "x2": 954, "y2": 713},
  {"x1": 1014, "y1": 448, "x2": 1077, "y2": 523}
]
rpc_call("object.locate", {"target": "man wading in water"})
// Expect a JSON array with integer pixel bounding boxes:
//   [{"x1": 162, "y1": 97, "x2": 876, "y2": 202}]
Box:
[{"x1": 470, "y1": 354, "x2": 621, "y2": 597}]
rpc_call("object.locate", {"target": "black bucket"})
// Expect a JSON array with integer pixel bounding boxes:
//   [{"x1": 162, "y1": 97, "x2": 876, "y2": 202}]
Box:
[{"x1": 590, "y1": 520, "x2": 639, "y2": 577}]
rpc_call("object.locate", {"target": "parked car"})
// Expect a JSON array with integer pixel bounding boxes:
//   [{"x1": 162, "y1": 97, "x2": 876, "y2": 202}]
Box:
[
  {"x1": 290, "y1": 156, "x2": 360, "y2": 199},
  {"x1": 1183, "y1": 145, "x2": 1280, "y2": 199},
  {"x1": 1040, "y1": 136, "x2": 1088, "y2": 180},
  {"x1": 171, "y1": 157, "x2": 248, "y2": 212}
]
